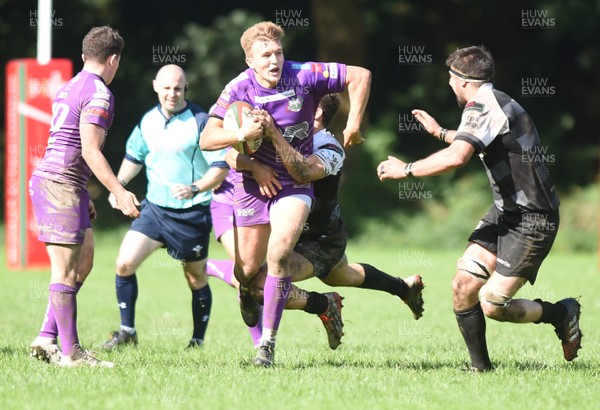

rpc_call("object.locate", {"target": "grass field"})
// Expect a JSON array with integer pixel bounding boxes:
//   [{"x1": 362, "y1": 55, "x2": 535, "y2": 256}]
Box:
[{"x1": 1, "y1": 230, "x2": 598, "y2": 410}]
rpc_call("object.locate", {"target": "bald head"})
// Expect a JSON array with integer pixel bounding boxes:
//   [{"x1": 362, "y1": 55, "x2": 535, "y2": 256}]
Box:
[
  {"x1": 153, "y1": 64, "x2": 188, "y2": 116},
  {"x1": 155, "y1": 64, "x2": 186, "y2": 83}
]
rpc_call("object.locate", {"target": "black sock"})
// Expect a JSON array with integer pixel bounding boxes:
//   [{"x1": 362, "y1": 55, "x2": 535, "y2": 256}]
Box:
[
  {"x1": 191, "y1": 285, "x2": 212, "y2": 341},
  {"x1": 455, "y1": 304, "x2": 492, "y2": 371},
  {"x1": 303, "y1": 292, "x2": 329, "y2": 315},
  {"x1": 116, "y1": 274, "x2": 138, "y2": 329},
  {"x1": 534, "y1": 299, "x2": 567, "y2": 326},
  {"x1": 358, "y1": 263, "x2": 409, "y2": 299}
]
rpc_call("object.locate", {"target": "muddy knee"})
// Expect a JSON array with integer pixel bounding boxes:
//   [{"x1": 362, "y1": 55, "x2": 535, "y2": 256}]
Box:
[{"x1": 479, "y1": 284, "x2": 512, "y2": 321}]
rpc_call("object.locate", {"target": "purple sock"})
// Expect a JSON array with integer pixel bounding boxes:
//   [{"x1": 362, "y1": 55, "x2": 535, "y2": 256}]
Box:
[
  {"x1": 49, "y1": 283, "x2": 79, "y2": 356},
  {"x1": 39, "y1": 281, "x2": 82, "y2": 340},
  {"x1": 206, "y1": 259, "x2": 235, "y2": 287},
  {"x1": 262, "y1": 275, "x2": 291, "y2": 332},
  {"x1": 248, "y1": 306, "x2": 263, "y2": 347}
]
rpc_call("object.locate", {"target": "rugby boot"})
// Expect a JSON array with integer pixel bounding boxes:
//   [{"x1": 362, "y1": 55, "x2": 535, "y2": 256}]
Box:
[
  {"x1": 30, "y1": 336, "x2": 60, "y2": 364},
  {"x1": 318, "y1": 292, "x2": 344, "y2": 350},
  {"x1": 553, "y1": 297, "x2": 583, "y2": 361},
  {"x1": 253, "y1": 340, "x2": 275, "y2": 367},
  {"x1": 400, "y1": 275, "x2": 425, "y2": 320},
  {"x1": 58, "y1": 344, "x2": 114, "y2": 368},
  {"x1": 185, "y1": 338, "x2": 203, "y2": 350},
  {"x1": 102, "y1": 329, "x2": 138, "y2": 350}
]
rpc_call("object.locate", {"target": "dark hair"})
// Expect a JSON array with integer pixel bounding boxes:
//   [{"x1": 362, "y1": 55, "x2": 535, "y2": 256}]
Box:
[
  {"x1": 318, "y1": 94, "x2": 341, "y2": 127},
  {"x1": 445, "y1": 46, "x2": 494, "y2": 82},
  {"x1": 82, "y1": 26, "x2": 124, "y2": 63}
]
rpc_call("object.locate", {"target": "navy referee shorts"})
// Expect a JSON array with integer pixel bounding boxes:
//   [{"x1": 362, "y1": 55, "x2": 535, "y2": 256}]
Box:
[{"x1": 131, "y1": 199, "x2": 212, "y2": 262}]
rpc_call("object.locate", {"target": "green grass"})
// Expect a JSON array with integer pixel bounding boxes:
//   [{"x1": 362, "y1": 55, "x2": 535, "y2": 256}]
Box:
[{"x1": 1, "y1": 232, "x2": 598, "y2": 410}]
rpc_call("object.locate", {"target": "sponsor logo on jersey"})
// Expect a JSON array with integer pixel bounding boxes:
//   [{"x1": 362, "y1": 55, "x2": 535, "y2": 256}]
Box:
[
  {"x1": 219, "y1": 89, "x2": 231, "y2": 102},
  {"x1": 311, "y1": 63, "x2": 322, "y2": 73},
  {"x1": 292, "y1": 63, "x2": 312, "y2": 70},
  {"x1": 90, "y1": 99, "x2": 110, "y2": 109},
  {"x1": 94, "y1": 79, "x2": 108, "y2": 93},
  {"x1": 254, "y1": 89, "x2": 295, "y2": 103},
  {"x1": 83, "y1": 107, "x2": 109, "y2": 120},
  {"x1": 328, "y1": 63, "x2": 338, "y2": 79},
  {"x1": 464, "y1": 101, "x2": 485, "y2": 112},
  {"x1": 93, "y1": 92, "x2": 111, "y2": 99},
  {"x1": 464, "y1": 115, "x2": 479, "y2": 128}
]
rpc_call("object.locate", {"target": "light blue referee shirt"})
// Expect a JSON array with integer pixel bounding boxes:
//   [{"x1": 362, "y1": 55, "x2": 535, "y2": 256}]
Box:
[{"x1": 125, "y1": 101, "x2": 227, "y2": 209}]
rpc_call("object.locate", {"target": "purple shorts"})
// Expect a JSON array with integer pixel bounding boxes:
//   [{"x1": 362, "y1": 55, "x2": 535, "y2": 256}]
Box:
[
  {"x1": 210, "y1": 200, "x2": 234, "y2": 241},
  {"x1": 29, "y1": 175, "x2": 91, "y2": 244},
  {"x1": 233, "y1": 178, "x2": 314, "y2": 227}
]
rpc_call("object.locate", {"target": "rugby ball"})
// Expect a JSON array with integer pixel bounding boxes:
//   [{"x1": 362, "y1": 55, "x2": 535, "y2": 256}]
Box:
[{"x1": 223, "y1": 101, "x2": 262, "y2": 154}]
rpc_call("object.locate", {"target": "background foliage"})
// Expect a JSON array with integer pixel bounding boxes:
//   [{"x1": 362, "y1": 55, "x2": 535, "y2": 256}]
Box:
[{"x1": 0, "y1": 0, "x2": 597, "y2": 250}]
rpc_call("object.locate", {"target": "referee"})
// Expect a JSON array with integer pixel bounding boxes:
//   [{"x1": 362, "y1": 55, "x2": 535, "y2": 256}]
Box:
[{"x1": 103, "y1": 65, "x2": 228, "y2": 350}]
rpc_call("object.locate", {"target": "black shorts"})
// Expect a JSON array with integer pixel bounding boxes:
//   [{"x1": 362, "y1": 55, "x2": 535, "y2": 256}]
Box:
[
  {"x1": 294, "y1": 222, "x2": 347, "y2": 279},
  {"x1": 131, "y1": 199, "x2": 212, "y2": 262},
  {"x1": 468, "y1": 206, "x2": 559, "y2": 284}
]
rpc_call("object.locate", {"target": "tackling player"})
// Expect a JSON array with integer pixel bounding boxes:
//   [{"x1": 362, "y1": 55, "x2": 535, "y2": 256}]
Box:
[{"x1": 378, "y1": 45, "x2": 582, "y2": 371}]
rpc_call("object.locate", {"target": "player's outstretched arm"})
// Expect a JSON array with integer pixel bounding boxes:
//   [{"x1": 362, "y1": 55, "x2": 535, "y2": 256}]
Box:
[
  {"x1": 412, "y1": 109, "x2": 456, "y2": 144},
  {"x1": 81, "y1": 123, "x2": 140, "y2": 218},
  {"x1": 343, "y1": 65, "x2": 371, "y2": 148},
  {"x1": 377, "y1": 140, "x2": 474, "y2": 181}
]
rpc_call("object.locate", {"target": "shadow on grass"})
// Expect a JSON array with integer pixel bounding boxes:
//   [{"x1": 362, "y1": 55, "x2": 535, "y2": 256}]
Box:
[
  {"x1": 285, "y1": 357, "x2": 462, "y2": 371},
  {"x1": 270, "y1": 357, "x2": 600, "y2": 373}
]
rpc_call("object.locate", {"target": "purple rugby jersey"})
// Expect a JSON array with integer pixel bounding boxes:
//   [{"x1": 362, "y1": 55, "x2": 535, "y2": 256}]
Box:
[
  {"x1": 33, "y1": 70, "x2": 115, "y2": 189},
  {"x1": 211, "y1": 60, "x2": 346, "y2": 187}
]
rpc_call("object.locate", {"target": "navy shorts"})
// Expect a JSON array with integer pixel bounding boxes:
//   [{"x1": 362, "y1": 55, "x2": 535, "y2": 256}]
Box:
[
  {"x1": 131, "y1": 199, "x2": 212, "y2": 262},
  {"x1": 468, "y1": 206, "x2": 559, "y2": 284}
]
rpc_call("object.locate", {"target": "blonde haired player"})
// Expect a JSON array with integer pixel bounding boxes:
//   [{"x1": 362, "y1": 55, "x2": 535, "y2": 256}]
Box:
[{"x1": 201, "y1": 21, "x2": 371, "y2": 367}]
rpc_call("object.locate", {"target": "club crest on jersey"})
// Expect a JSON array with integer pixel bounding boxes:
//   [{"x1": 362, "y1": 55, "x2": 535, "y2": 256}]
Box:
[
  {"x1": 464, "y1": 101, "x2": 485, "y2": 112},
  {"x1": 287, "y1": 95, "x2": 303, "y2": 112}
]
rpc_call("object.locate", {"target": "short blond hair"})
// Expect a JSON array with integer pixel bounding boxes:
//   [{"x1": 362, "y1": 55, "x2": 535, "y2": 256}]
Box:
[{"x1": 240, "y1": 21, "x2": 285, "y2": 57}]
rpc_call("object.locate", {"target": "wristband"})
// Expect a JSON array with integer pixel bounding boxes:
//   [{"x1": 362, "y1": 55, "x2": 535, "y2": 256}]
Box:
[
  {"x1": 118, "y1": 178, "x2": 128, "y2": 187},
  {"x1": 439, "y1": 128, "x2": 448, "y2": 143},
  {"x1": 405, "y1": 162, "x2": 414, "y2": 177}
]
